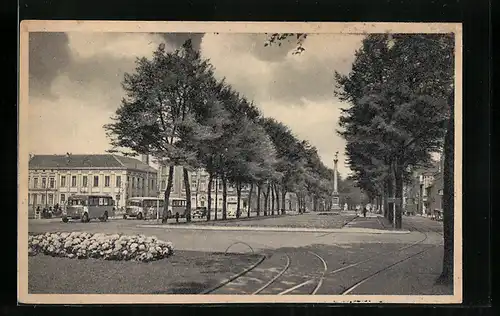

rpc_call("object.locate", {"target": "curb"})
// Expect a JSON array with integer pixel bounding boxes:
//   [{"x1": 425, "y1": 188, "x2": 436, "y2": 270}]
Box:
[
  {"x1": 201, "y1": 254, "x2": 266, "y2": 294},
  {"x1": 136, "y1": 224, "x2": 411, "y2": 235}
]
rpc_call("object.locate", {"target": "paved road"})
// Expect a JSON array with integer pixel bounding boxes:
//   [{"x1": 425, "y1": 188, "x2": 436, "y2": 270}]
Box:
[{"x1": 28, "y1": 214, "x2": 450, "y2": 295}]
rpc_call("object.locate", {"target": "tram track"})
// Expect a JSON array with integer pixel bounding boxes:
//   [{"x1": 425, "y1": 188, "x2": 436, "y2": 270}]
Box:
[
  {"x1": 204, "y1": 218, "x2": 442, "y2": 295},
  {"x1": 338, "y1": 222, "x2": 442, "y2": 295}
]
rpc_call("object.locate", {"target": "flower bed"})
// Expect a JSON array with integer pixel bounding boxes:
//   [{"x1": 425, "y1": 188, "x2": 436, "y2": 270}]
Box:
[{"x1": 28, "y1": 232, "x2": 174, "y2": 262}]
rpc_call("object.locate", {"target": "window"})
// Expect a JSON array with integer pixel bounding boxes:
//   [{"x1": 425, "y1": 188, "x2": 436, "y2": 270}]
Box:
[
  {"x1": 60, "y1": 176, "x2": 66, "y2": 187},
  {"x1": 41, "y1": 194, "x2": 46, "y2": 205},
  {"x1": 42, "y1": 178, "x2": 47, "y2": 188},
  {"x1": 218, "y1": 182, "x2": 223, "y2": 191},
  {"x1": 200, "y1": 179, "x2": 206, "y2": 191},
  {"x1": 89, "y1": 197, "x2": 99, "y2": 206},
  {"x1": 33, "y1": 194, "x2": 37, "y2": 206},
  {"x1": 28, "y1": 194, "x2": 31, "y2": 205},
  {"x1": 60, "y1": 194, "x2": 66, "y2": 204},
  {"x1": 33, "y1": 178, "x2": 38, "y2": 188},
  {"x1": 161, "y1": 180, "x2": 166, "y2": 190},
  {"x1": 49, "y1": 177, "x2": 55, "y2": 188},
  {"x1": 151, "y1": 179, "x2": 154, "y2": 189},
  {"x1": 71, "y1": 175, "x2": 77, "y2": 187},
  {"x1": 48, "y1": 194, "x2": 53, "y2": 205},
  {"x1": 142, "y1": 178, "x2": 145, "y2": 189},
  {"x1": 172, "y1": 200, "x2": 187, "y2": 207},
  {"x1": 116, "y1": 195, "x2": 121, "y2": 205},
  {"x1": 82, "y1": 175, "x2": 88, "y2": 187},
  {"x1": 116, "y1": 176, "x2": 121, "y2": 187},
  {"x1": 132, "y1": 177, "x2": 135, "y2": 188},
  {"x1": 105, "y1": 176, "x2": 110, "y2": 187},
  {"x1": 93, "y1": 176, "x2": 99, "y2": 187}
]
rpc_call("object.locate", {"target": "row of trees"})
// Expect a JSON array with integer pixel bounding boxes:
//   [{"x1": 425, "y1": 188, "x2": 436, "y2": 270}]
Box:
[
  {"x1": 335, "y1": 34, "x2": 455, "y2": 283},
  {"x1": 105, "y1": 40, "x2": 339, "y2": 223},
  {"x1": 267, "y1": 32, "x2": 455, "y2": 284}
]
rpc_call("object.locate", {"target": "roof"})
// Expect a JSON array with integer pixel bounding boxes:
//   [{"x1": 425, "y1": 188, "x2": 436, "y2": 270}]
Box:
[{"x1": 29, "y1": 154, "x2": 157, "y2": 173}]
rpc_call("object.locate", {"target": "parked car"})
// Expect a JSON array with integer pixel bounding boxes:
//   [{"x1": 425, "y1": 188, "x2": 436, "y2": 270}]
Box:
[{"x1": 192, "y1": 207, "x2": 207, "y2": 219}]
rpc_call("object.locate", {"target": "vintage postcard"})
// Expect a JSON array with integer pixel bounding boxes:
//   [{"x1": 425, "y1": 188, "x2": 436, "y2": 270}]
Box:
[{"x1": 18, "y1": 21, "x2": 462, "y2": 304}]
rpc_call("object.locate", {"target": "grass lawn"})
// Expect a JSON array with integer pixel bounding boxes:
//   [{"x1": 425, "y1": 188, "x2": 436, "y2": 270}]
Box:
[
  {"x1": 29, "y1": 251, "x2": 261, "y2": 294},
  {"x1": 190, "y1": 213, "x2": 357, "y2": 229}
]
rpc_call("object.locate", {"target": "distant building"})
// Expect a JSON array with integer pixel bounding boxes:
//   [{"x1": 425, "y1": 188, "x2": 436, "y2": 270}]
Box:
[
  {"x1": 28, "y1": 154, "x2": 158, "y2": 216},
  {"x1": 404, "y1": 157, "x2": 444, "y2": 216},
  {"x1": 157, "y1": 165, "x2": 299, "y2": 214}
]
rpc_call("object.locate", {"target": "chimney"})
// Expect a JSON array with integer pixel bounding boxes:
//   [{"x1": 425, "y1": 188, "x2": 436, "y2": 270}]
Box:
[{"x1": 141, "y1": 154, "x2": 149, "y2": 166}]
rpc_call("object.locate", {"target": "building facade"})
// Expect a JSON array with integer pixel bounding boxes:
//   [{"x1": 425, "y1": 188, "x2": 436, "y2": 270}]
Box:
[
  {"x1": 28, "y1": 154, "x2": 158, "y2": 215},
  {"x1": 403, "y1": 157, "x2": 444, "y2": 216}
]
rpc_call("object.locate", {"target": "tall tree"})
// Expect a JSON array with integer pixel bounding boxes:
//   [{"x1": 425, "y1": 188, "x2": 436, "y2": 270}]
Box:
[
  {"x1": 265, "y1": 33, "x2": 454, "y2": 283},
  {"x1": 105, "y1": 40, "x2": 218, "y2": 223}
]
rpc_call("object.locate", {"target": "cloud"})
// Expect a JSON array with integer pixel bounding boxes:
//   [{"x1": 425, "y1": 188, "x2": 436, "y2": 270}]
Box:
[
  {"x1": 29, "y1": 32, "x2": 71, "y2": 99},
  {"x1": 27, "y1": 32, "x2": 365, "y2": 177},
  {"x1": 201, "y1": 33, "x2": 364, "y2": 105},
  {"x1": 155, "y1": 33, "x2": 205, "y2": 51}
]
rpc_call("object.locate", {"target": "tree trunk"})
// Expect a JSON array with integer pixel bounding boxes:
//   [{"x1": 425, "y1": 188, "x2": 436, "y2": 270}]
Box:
[
  {"x1": 383, "y1": 181, "x2": 388, "y2": 218},
  {"x1": 214, "y1": 177, "x2": 218, "y2": 220},
  {"x1": 236, "y1": 181, "x2": 242, "y2": 219},
  {"x1": 270, "y1": 184, "x2": 275, "y2": 215},
  {"x1": 394, "y1": 161, "x2": 404, "y2": 229},
  {"x1": 183, "y1": 167, "x2": 191, "y2": 222},
  {"x1": 222, "y1": 175, "x2": 227, "y2": 220},
  {"x1": 437, "y1": 107, "x2": 454, "y2": 285},
  {"x1": 248, "y1": 183, "x2": 254, "y2": 217},
  {"x1": 195, "y1": 171, "x2": 199, "y2": 209},
  {"x1": 263, "y1": 183, "x2": 270, "y2": 216},
  {"x1": 281, "y1": 189, "x2": 286, "y2": 214},
  {"x1": 275, "y1": 184, "x2": 280, "y2": 214},
  {"x1": 256, "y1": 184, "x2": 261, "y2": 216},
  {"x1": 377, "y1": 195, "x2": 382, "y2": 214},
  {"x1": 386, "y1": 173, "x2": 395, "y2": 224},
  {"x1": 207, "y1": 172, "x2": 213, "y2": 221},
  {"x1": 162, "y1": 165, "x2": 174, "y2": 223}
]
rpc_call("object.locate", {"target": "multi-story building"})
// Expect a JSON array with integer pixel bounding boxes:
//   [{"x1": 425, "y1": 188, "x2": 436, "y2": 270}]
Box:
[
  {"x1": 28, "y1": 154, "x2": 158, "y2": 215},
  {"x1": 403, "y1": 156, "x2": 444, "y2": 216},
  {"x1": 157, "y1": 165, "x2": 299, "y2": 213}
]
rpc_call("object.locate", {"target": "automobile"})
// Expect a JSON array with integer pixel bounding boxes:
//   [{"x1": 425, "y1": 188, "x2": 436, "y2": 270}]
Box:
[{"x1": 192, "y1": 207, "x2": 207, "y2": 219}]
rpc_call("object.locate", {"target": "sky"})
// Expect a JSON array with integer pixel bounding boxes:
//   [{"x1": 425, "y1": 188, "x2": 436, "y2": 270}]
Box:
[{"x1": 27, "y1": 32, "x2": 365, "y2": 177}]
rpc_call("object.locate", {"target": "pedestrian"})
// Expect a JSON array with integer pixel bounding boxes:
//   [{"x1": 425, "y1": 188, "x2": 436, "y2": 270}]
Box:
[
  {"x1": 363, "y1": 205, "x2": 368, "y2": 218},
  {"x1": 36, "y1": 206, "x2": 41, "y2": 218}
]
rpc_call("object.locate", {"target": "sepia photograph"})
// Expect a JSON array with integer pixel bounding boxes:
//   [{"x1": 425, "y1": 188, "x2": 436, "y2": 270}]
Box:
[{"x1": 18, "y1": 21, "x2": 462, "y2": 304}]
